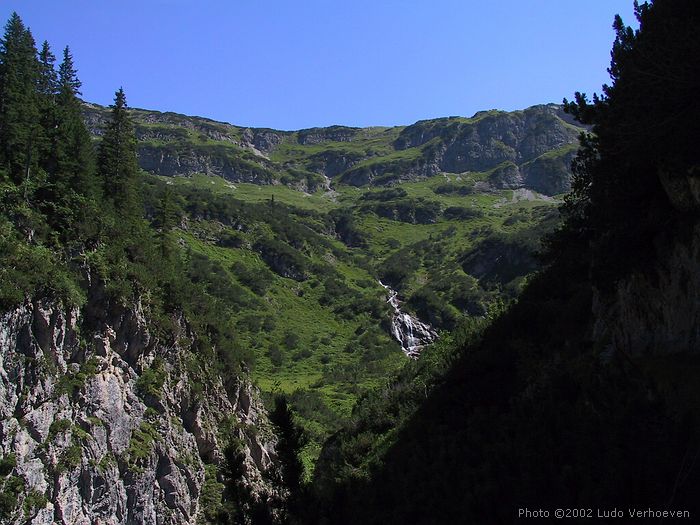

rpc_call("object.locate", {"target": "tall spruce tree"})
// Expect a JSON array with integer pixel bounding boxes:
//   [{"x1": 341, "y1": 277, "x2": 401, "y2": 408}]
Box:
[
  {"x1": 37, "y1": 40, "x2": 58, "y2": 100},
  {"x1": 98, "y1": 88, "x2": 140, "y2": 218},
  {"x1": 36, "y1": 41, "x2": 58, "y2": 172},
  {"x1": 37, "y1": 40, "x2": 57, "y2": 96},
  {"x1": 0, "y1": 12, "x2": 40, "y2": 186},
  {"x1": 54, "y1": 47, "x2": 95, "y2": 196},
  {"x1": 46, "y1": 46, "x2": 98, "y2": 240},
  {"x1": 57, "y1": 47, "x2": 81, "y2": 97}
]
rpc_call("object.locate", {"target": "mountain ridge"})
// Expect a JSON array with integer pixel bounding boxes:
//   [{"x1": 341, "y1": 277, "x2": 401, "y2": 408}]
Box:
[{"x1": 82, "y1": 102, "x2": 585, "y2": 196}]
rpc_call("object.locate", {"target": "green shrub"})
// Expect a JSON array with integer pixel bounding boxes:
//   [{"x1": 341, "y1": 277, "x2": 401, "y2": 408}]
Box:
[
  {"x1": 22, "y1": 490, "x2": 48, "y2": 517},
  {"x1": 0, "y1": 474, "x2": 25, "y2": 519},
  {"x1": 283, "y1": 331, "x2": 300, "y2": 350},
  {"x1": 268, "y1": 346, "x2": 284, "y2": 368},
  {"x1": 55, "y1": 357, "x2": 100, "y2": 398},
  {"x1": 0, "y1": 453, "x2": 16, "y2": 476},
  {"x1": 231, "y1": 260, "x2": 272, "y2": 295},
  {"x1": 443, "y1": 206, "x2": 482, "y2": 220},
  {"x1": 360, "y1": 188, "x2": 408, "y2": 201},
  {"x1": 48, "y1": 419, "x2": 71, "y2": 438},
  {"x1": 292, "y1": 349, "x2": 313, "y2": 361},
  {"x1": 136, "y1": 359, "x2": 166, "y2": 399},
  {"x1": 57, "y1": 442, "x2": 82, "y2": 472},
  {"x1": 434, "y1": 182, "x2": 474, "y2": 195},
  {"x1": 378, "y1": 248, "x2": 420, "y2": 289},
  {"x1": 254, "y1": 236, "x2": 310, "y2": 281},
  {"x1": 199, "y1": 464, "x2": 225, "y2": 522},
  {"x1": 217, "y1": 230, "x2": 245, "y2": 248},
  {"x1": 127, "y1": 422, "x2": 160, "y2": 462}
]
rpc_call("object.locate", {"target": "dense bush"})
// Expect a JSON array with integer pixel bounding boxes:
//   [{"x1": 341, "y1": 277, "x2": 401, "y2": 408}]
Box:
[
  {"x1": 433, "y1": 182, "x2": 474, "y2": 195},
  {"x1": 407, "y1": 287, "x2": 458, "y2": 330},
  {"x1": 217, "y1": 230, "x2": 245, "y2": 248},
  {"x1": 443, "y1": 205, "x2": 482, "y2": 221},
  {"x1": 231, "y1": 260, "x2": 273, "y2": 295},
  {"x1": 363, "y1": 197, "x2": 441, "y2": 224},
  {"x1": 254, "y1": 236, "x2": 310, "y2": 281},
  {"x1": 329, "y1": 209, "x2": 368, "y2": 247}
]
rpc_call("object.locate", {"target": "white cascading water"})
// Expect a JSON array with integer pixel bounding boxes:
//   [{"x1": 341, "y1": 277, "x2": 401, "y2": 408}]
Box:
[{"x1": 380, "y1": 281, "x2": 438, "y2": 358}]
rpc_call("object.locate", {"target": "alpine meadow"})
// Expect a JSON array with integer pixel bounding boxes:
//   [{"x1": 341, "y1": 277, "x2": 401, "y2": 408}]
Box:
[{"x1": 1, "y1": 1, "x2": 699, "y2": 524}]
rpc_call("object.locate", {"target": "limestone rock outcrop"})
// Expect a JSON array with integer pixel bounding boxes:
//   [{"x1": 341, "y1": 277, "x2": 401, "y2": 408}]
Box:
[{"x1": 0, "y1": 288, "x2": 282, "y2": 524}]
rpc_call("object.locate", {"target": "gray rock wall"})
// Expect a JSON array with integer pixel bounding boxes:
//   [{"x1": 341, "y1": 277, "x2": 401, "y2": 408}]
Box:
[
  {"x1": 137, "y1": 145, "x2": 277, "y2": 183},
  {"x1": 0, "y1": 292, "x2": 281, "y2": 524}
]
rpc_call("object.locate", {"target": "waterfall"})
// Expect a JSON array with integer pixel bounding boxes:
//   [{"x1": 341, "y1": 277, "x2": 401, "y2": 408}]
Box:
[{"x1": 380, "y1": 281, "x2": 438, "y2": 358}]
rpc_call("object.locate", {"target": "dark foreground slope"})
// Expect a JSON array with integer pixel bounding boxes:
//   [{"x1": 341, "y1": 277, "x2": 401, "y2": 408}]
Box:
[{"x1": 312, "y1": 2, "x2": 700, "y2": 522}]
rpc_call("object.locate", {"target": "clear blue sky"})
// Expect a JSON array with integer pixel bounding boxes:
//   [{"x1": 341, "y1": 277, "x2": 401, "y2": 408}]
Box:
[{"x1": 5, "y1": 0, "x2": 637, "y2": 130}]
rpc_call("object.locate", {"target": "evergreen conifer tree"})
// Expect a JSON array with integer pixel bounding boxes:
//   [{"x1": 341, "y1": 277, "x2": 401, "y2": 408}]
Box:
[
  {"x1": 54, "y1": 47, "x2": 96, "y2": 197},
  {"x1": 560, "y1": 0, "x2": 700, "y2": 288},
  {"x1": 36, "y1": 40, "x2": 58, "y2": 172},
  {"x1": 37, "y1": 41, "x2": 57, "y2": 98},
  {"x1": 98, "y1": 88, "x2": 140, "y2": 218},
  {"x1": 0, "y1": 12, "x2": 40, "y2": 186},
  {"x1": 33, "y1": 45, "x2": 98, "y2": 242},
  {"x1": 154, "y1": 186, "x2": 179, "y2": 257},
  {"x1": 57, "y1": 46, "x2": 81, "y2": 97}
]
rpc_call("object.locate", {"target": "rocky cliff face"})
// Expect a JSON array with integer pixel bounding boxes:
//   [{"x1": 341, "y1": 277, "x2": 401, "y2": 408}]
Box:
[
  {"x1": 137, "y1": 144, "x2": 277, "y2": 184},
  {"x1": 82, "y1": 104, "x2": 286, "y2": 184},
  {"x1": 592, "y1": 228, "x2": 700, "y2": 357},
  {"x1": 305, "y1": 150, "x2": 366, "y2": 179},
  {"x1": 338, "y1": 105, "x2": 581, "y2": 192},
  {"x1": 0, "y1": 287, "x2": 282, "y2": 524},
  {"x1": 339, "y1": 155, "x2": 439, "y2": 187},
  {"x1": 394, "y1": 106, "x2": 575, "y2": 158},
  {"x1": 393, "y1": 105, "x2": 579, "y2": 191}
]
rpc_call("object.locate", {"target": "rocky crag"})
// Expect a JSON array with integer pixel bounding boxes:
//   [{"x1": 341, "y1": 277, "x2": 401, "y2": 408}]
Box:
[{"x1": 0, "y1": 281, "x2": 283, "y2": 524}]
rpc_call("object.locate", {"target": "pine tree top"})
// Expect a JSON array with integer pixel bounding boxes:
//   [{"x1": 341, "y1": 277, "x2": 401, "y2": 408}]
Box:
[
  {"x1": 58, "y1": 46, "x2": 81, "y2": 96},
  {"x1": 38, "y1": 40, "x2": 57, "y2": 96}
]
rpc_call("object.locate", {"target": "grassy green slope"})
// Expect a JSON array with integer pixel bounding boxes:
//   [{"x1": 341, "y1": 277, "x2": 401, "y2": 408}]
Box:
[
  {"x1": 98, "y1": 101, "x2": 578, "y2": 475},
  {"x1": 149, "y1": 167, "x2": 560, "y2": 474}
]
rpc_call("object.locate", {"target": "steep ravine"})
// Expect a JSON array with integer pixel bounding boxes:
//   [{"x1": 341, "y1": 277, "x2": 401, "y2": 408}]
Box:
[{"x1": 0, "y1": 285, "x2": 284, "y2": 524}]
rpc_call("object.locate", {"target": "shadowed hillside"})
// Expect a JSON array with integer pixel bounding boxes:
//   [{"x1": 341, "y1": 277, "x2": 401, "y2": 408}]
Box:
[{"x1": 310, "y1": 1, "x2": 700, "y2": 523}]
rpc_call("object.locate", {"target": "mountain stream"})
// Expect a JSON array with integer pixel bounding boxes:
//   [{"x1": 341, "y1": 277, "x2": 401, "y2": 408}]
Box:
[{"x1": 380, "y1": 281, "x2": 438, "y2": 358}]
